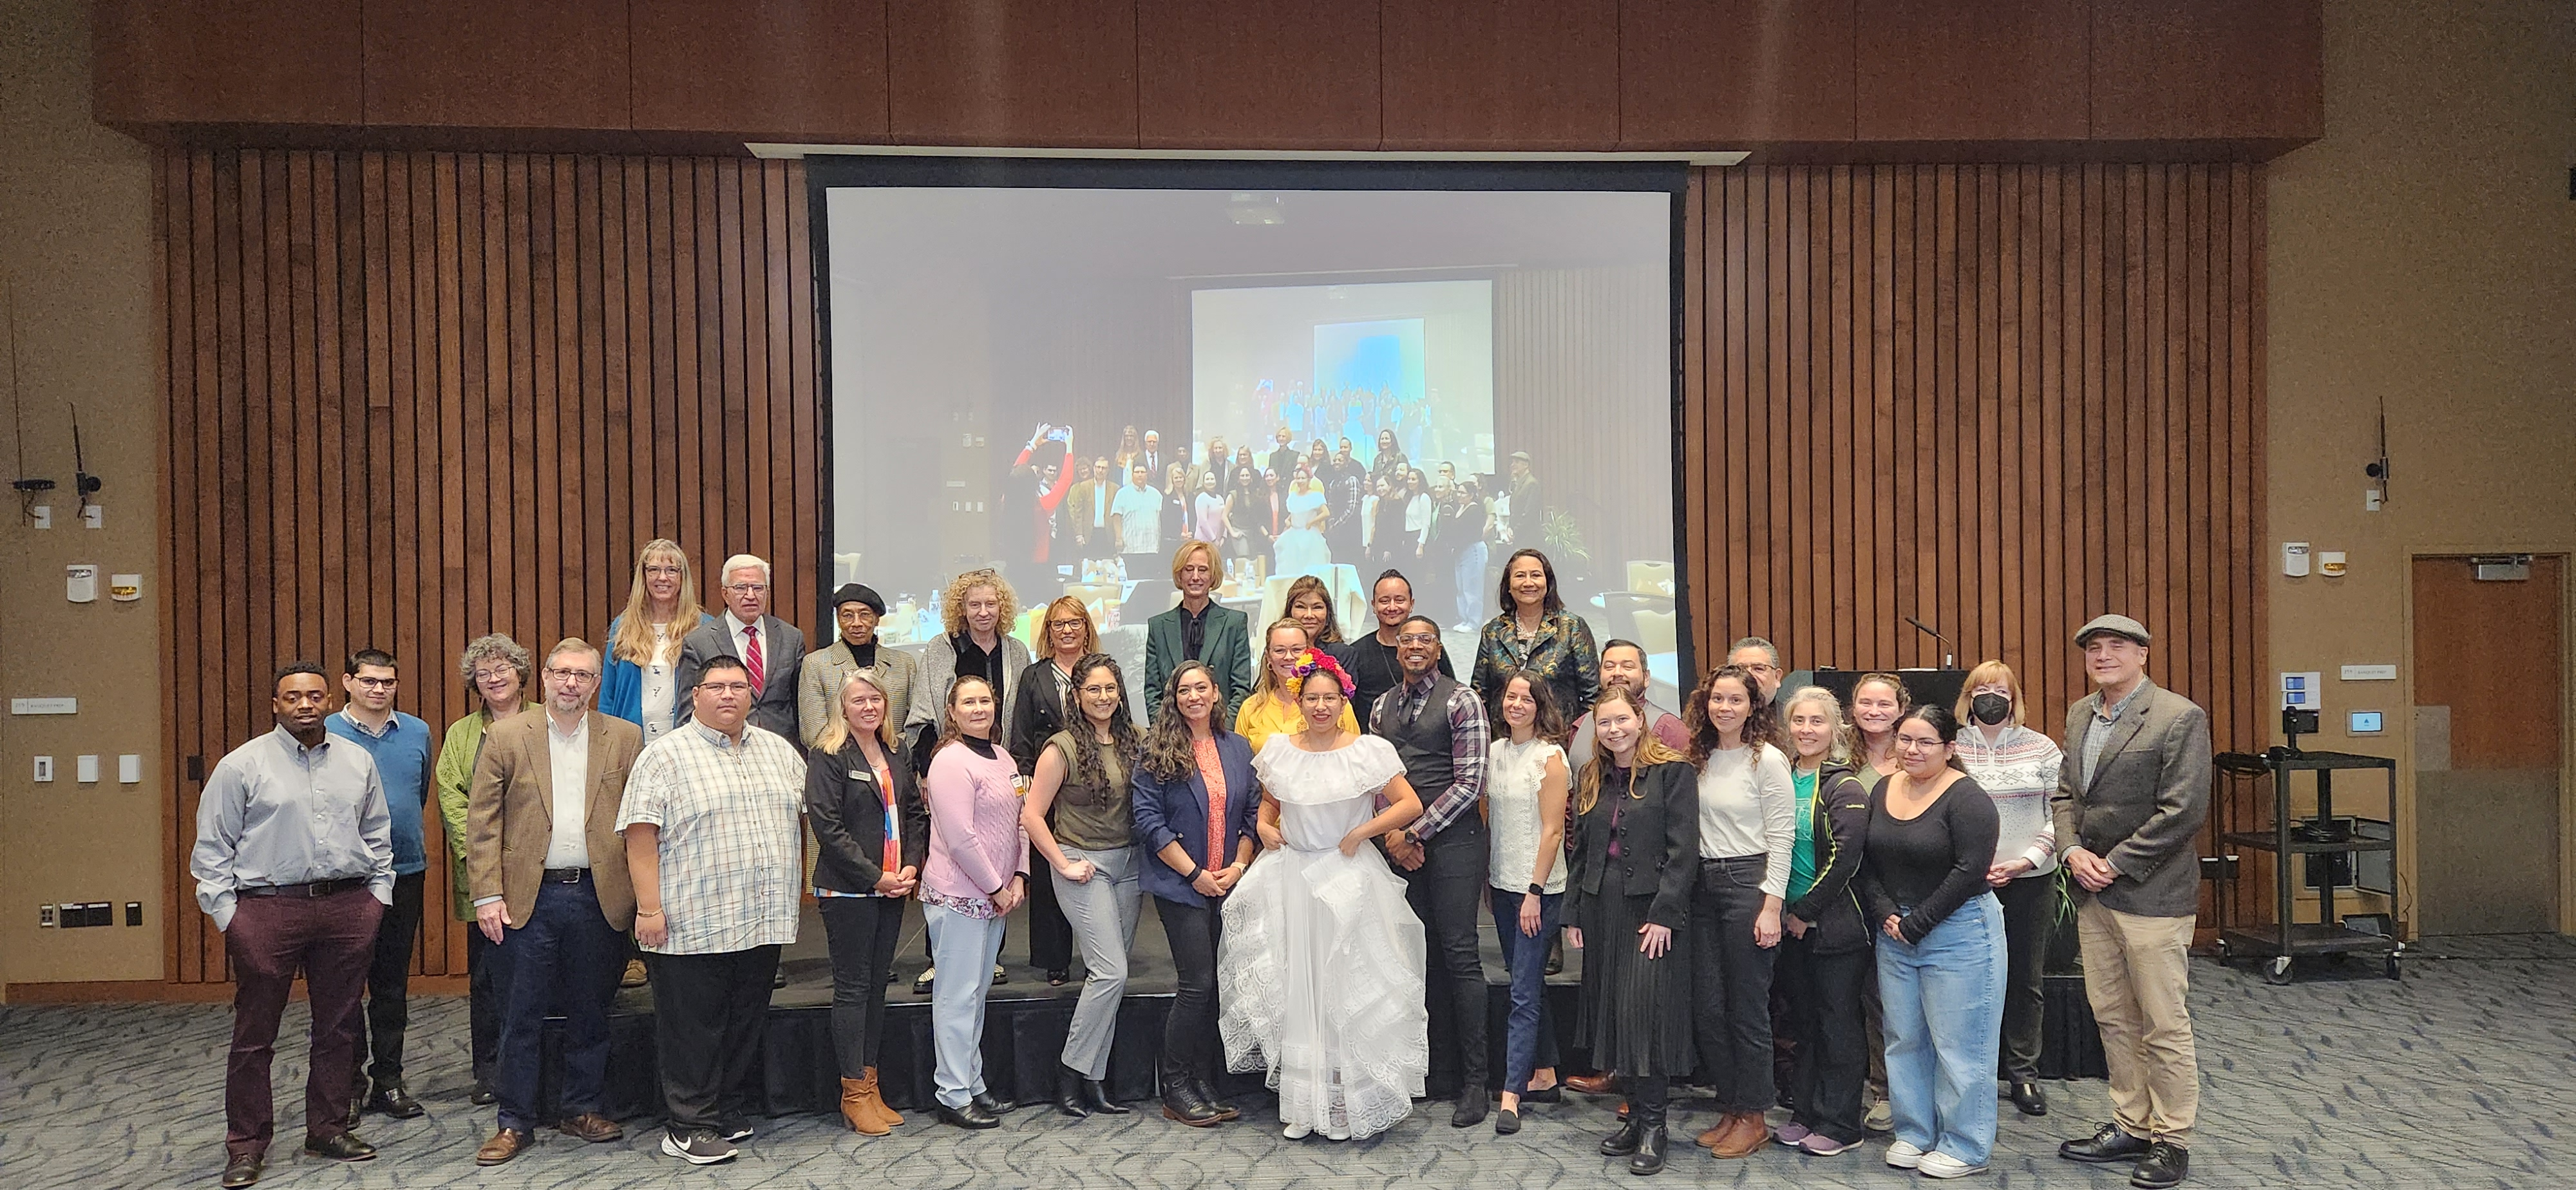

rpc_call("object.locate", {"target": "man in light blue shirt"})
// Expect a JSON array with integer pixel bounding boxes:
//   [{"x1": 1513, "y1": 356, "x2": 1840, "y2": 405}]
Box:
[
  {"x1": 191, "y1": 662, "x2": 394, "y2": 1187},
  {"x1": 323, "y1": 647, "x2": 437, "y2": 1122}
]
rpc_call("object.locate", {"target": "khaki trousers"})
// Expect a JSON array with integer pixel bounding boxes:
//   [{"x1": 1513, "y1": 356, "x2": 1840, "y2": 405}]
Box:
[{"x1": 2076, "y1": 900, "x2": 2199, "y2": 1146}]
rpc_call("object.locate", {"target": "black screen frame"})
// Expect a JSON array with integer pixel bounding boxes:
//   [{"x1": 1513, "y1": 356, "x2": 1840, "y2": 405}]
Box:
[{"x1": 803, "y1": 155, "x2": 1695, "y2": 688}]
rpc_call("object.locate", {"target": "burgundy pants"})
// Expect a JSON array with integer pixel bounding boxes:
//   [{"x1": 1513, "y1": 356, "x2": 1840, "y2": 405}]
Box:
[{"x1": 223, "y1": 885, "x2": 381, "y2": 1158}]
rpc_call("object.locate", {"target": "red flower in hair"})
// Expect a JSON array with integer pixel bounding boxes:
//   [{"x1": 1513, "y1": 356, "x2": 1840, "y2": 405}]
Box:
[{"x1": 1289, "y1": 648, "x2": 1356, "y2": 698}]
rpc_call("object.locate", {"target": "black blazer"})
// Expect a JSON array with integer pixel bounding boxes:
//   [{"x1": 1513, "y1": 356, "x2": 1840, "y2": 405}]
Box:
[
  {"x1": 1784, "y1": 760, "x2": 1875, "y2": 956},
  {"x1": 804, "y1": 739, "x2": 930, "y2": 895},
  {"x1": 1565, "y1": 759, "x2": 1699, "y2": 930},
  {"x1": 1009, "y1": 658, "x2": 1074, "y2": 777}
]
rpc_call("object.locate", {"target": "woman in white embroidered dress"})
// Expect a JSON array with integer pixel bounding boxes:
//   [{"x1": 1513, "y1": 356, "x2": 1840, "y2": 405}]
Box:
[{"x1": 1217, "y1": 648, "x2": 1430, "y2": 1140}]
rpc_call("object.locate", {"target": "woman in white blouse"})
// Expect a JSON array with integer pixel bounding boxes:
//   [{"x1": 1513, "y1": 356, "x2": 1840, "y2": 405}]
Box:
[
  {"x1": 1484, "y1": 670, "x2": 1571, "y2": 1134},
  {"x1": 1681, "y1": 662, "x2": 1797, "y2": 1157}
]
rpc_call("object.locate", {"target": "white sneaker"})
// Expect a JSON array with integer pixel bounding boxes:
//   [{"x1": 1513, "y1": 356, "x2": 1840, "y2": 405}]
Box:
[
  {"x1": 1916, "y1": 1151, "x2": 1989, "y2": 1179},
  {"x1": 1283, "y1": 1122, "x2": 1312, "y2": 1139},
  {"x1": 1885, "y1": 1140, "x2": 1926, "y2": 1169}
]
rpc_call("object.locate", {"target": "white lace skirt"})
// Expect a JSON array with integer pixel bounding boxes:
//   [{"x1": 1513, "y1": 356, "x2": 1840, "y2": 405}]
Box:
[{"x1": 1217, "y1": 844, "x2": 1429, "y2": 1138}]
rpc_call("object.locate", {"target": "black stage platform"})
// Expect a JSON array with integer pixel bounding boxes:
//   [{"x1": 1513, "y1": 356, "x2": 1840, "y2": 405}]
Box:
[{"x1": 555, "y1": 901, "x2": 2103, "y2": 1120}]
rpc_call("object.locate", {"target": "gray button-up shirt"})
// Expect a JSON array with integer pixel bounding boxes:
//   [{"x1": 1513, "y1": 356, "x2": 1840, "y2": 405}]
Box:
[
  {"x1": 191, "y1": 725, "x2": 395, "y2": 932},
  {"x1": 2079, "y1": 678, "x2": 2154, "y2": 791}
]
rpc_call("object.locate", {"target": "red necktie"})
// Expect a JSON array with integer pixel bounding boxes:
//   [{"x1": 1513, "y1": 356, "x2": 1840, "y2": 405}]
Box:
[{"x1": 743, "y1": 623, "x2": 764, "y2": 692}]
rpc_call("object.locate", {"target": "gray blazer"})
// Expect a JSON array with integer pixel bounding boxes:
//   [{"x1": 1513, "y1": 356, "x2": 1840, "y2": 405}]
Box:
[
  {"x1": 904, "y1": 632, "x2": 1034, "y2": 750},
  {"x1": 2050, "y1": 679, "x2": 2211, "y2": 919},
  {"x1": 795, "y1": 640, "x2": 920, "y2": 748},
  {"x1": 677, "y1": 613, "x2": 805, "y2": 741}
]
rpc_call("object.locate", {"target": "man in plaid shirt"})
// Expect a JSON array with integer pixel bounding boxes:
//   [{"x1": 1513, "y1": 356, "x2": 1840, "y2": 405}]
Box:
[{"x1": 619, "y1": 654, "x2": 806, "y2": 1166}]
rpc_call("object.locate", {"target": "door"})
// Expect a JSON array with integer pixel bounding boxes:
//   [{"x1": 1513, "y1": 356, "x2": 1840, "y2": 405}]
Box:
[{"x1": 2411, "y1": 554, "x2": 2566, "y2": 935}]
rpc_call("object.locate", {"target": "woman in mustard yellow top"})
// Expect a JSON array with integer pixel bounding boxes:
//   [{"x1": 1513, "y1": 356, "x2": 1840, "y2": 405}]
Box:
[{"x1": 1233, "y1": 618, "x2": 1356, "y2": 751}]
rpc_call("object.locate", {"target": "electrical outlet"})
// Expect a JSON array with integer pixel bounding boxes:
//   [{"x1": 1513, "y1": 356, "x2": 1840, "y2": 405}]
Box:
[
  {"x1": 126, "y1": 902, "x2": 143, "y2": 926},
  {"x1": 32, "y1": 755, "x2": 53, "y2": 782},
  {"x1": 38, "y1": 903, "x2": 58, "y2": 927}
]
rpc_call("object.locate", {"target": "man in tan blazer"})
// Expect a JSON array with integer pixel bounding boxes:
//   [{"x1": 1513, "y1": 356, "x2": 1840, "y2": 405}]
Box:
[
  {"x1": 2049, "y1": 614, "x2": 2210, "y2": 1190},
  {"x1": 464, "y1": 638, "x2": 642, "y2": 1165},
  {"x1": 795, "y1": 583, "x2": 918, "y2": 747}
]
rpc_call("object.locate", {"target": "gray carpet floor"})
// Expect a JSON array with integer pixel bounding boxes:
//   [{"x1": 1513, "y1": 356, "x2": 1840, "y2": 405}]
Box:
[{"x1": 3, "y1": 936, "x2": 2571, "y2": 1189}]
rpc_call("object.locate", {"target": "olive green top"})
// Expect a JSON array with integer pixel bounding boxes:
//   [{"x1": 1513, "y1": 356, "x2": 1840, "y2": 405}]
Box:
[{"x1": 1044, "y1": 729, "x2": 1134, "y2": 852}]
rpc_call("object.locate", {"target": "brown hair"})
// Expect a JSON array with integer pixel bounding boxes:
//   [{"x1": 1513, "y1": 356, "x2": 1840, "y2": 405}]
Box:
[
  {"x1": 1496, "y1": 669, "x2": 1572, "y2": 748},
  {"x1": 1282, "y1": 574, "x2": 1343, "y2": 644},
  {"x1": 1575, "y1": 686, "x2": 1688, "y2": 815},
  {"x1": 1685, "y1": 663, "x2": 1785, "y2": 764}
]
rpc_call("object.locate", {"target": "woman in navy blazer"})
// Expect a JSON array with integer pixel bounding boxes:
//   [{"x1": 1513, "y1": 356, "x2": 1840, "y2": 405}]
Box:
[{"x1": 1130, "y1": 660, "x2": 1261, "y2": 1127}]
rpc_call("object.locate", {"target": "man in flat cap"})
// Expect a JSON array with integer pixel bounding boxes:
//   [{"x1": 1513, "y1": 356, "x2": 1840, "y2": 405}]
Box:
[
  {"x1": 797, "y1": 583, "x2": 919, "y2": 748},
  {"x1": 2049, "y1": 614, "x2": 2209, "y2": 1189}
]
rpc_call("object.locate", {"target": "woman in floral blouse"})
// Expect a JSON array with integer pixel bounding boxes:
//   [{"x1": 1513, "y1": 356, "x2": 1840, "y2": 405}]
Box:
[{"x1": 1471, "y1": 548, "x2": 1602, "y2": 726}]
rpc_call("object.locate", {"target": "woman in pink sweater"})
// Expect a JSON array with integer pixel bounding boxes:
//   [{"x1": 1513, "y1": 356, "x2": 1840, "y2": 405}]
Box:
[{"x1": 920, "y1": 674, "x2": 1030, "y2": 1129}]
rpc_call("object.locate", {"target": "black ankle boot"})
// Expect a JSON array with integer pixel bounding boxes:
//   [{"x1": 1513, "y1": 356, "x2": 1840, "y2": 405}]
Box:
[
  {"x1": 1195, "y1": 1076, "x2": 1239, "y2": 1121},
  {"x1": 1160, "y1": 1075, "x2": 1220, "y2": 1127},
  {"x1": 1054, "y1": 1064, "x2": 1092, "y2": 1119},
  {"x1": 1082, "y1": 1077, "x2": 1131, "y2": 1115},
  {"x1": 1629, "y1": 1104, "x2": 1669, "y2": 1175},
  {"x1": 1600, "y1": 1116, "x2": 1644, "y2": 1157}
]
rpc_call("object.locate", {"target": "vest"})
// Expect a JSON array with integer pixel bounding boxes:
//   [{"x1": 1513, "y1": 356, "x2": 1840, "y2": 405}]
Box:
[{"x1": 1385, "y1": 672, "x2": 1462, "y2": 802}]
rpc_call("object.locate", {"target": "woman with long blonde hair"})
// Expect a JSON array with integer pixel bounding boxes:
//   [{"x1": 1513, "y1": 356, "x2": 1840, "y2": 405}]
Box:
[
  {"x1": 600, "y1": 539, "x2": 714, "y2": 741},
  {"x1": 805, "y1": 670, "x2": 925, "y2": 1135}
]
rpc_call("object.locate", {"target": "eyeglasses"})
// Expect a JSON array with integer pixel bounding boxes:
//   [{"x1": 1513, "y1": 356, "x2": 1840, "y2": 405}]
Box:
[
  {"x1": 545, "y1": 667, "x2": 600, "y2": 682},
  {"x1": 1046, "y1": 619, "x2": 1088, "y2": 630},
  {"x1": 350, "y1": 676, "x2": 398, "y2": 690},
  {"x1": 698, "y1": 681, "x2": 754, "y2": 694},
  {"x1": 724, "y1": 582, "x2": 768, "y2": 594},
  {"x1": 1077, "y1": 683, "x2": 1121, "y2": 697},
  {"x1": 471, "y1": 668, "x2": 518, "y2": 683},
  {"x1": 1893, "y1": 735, "x2": 1944, "y2": 751},
  {"x1": 643, "y1": 565, "x2": 684, "y2": 577},
  {"x1": 1395, "y1": 633, "x2": 1439, "y2": 645}
]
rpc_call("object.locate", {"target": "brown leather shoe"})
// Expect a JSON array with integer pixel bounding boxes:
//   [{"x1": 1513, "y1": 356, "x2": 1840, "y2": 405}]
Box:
[
  {"x1": 556, "y1": 1113, "x2": 623, "y2": 1143},
  {"x1": 621, "y1": 959, "x2": 649, "y2": 988},
  {"x1": 1711, "y1": 1111, "x2": 1770, "y2": 1158},
  {"x1": 862, "y1": 1068, "x2": 904, "y2": 1129},
  {"x1": 1564, "y1": 1072, "x2": 1616, "y2": 1095},
  {"x1": 473, "y1": 1128, "x2": 533, "y2": 1166}
]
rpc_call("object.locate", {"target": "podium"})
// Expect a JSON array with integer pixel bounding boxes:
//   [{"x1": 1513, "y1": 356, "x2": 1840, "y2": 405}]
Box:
[{"x1": 1808, "y1": 667, "x2": 1971, "y2": 714}]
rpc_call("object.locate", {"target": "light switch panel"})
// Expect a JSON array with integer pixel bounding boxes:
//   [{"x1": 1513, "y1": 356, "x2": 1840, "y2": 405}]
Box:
[
  {"x1": 74, "y1": 755, "x2": 99, "y2": 783},
  {"x1": 118, "y1": 754, "x2": 142, "y2": 783}
]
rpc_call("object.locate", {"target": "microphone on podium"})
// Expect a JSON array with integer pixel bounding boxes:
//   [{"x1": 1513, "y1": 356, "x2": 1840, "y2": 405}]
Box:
[{"x1": 1903, "y1": 616, "x2": 1956, "y2": 669}]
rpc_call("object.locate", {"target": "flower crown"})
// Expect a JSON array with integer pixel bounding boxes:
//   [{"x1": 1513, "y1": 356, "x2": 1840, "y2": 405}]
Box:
[{"x1": 1289, "y1": 648, "x2": 1356, "y2": 698}]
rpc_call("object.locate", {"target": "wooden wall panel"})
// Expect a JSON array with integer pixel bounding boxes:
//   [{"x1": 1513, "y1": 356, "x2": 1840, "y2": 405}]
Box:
[
  {"x1": 1381, "y1": 0, "x2": 1620, "y2": 150},
  {"x1": 91, "y1": 0, "x2": 362, "y2": 126},
  {"x1": 1135, "y1": 0, "x2": 1381, "y2": 149},
  {"x1": 1685, "y1": 163, "x2": 2268, "y2": 928},
  {"x1": 1855, "y1": 0, "x2": 2090, "y2": 141},
  {"x1": 1618, "y1": 0, "x2": 1859, "y2": 147},
  {"x1": 157, "y1": 149, "x2": 816, "y2": 983},
  {"x1": 361, "y1": 0, "x2": 632, "y2": 129},
  {"x1": 2090, "y1": 0, "x2": 2326, "y2": 140},
  {"x1": 887, "y1": 0, "x2": 1141, "y2": 148},
  {"x1": 630, "y1": 0, "x2": 890, "y2": 140}
]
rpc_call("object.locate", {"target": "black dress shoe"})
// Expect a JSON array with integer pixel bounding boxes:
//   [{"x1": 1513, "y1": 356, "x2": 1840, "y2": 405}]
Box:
[
  {"x1": 1054, "y1": 1064, "x2": 1093, "y2": 1119},
  {"x1": 936, "y1": 1100, "x2": 1001, "y2": 1129},
  {"x1": 1451, "y1": 1093, "x2": 1488, "y2": 1128},
  {"x1": 971, "y1": 1090, "x2": 1016, "y2": 1116},
  {"x1": 1629, "y1": 1122, "x2": 1669, "y2": 1175},
  {"x1": 2061, "y1": 1122, "x2": 2154, "y2": 1164},
  {"x1": 468, "y1": 1081, "x2": 497, "y2": 1106},
  {"x1": 1160, "y1": 1080, "x2": 1222, "y2": 1127},
  {"x1": 1195, "y1": 1077, "x2": 1239, "y2": 1122},
  {"x1": 366, "y1": 1083, "x2": 426, "y2": 1119},
  {"x1": 1493, "y1": 1106, "x2": 1521, "y2": 1135},
  {"x1": 343, "y1": 1099, "x2": 362, "y2": 1131},
  {"x1": 220, "y1": 1153, "x2": 262, "y2": 1187},
  {"x1": 1600, "y1": 1117, "x2": 1644, "y2": 1157},
  {"x1": 301, "y1": 1133, "x2": 377, "y2": 1162},
  {"x1": 2011, "y1": 1078, "x2": 2049, "y2": 1117},
  {"x1": 2130, "y1": 1141, "x2": 2189, "y2": 1189},
  {"x1": 1082, "y1": 1079, "x2": 1132, "y2": 1115}
]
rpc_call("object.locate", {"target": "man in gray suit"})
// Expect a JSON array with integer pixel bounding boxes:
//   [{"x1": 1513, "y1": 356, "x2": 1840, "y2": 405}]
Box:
[
  {"x1": 678, "y1": 554, "x2": 804, "y2": 741},
  {"x1": 2049, "y1": 614, "x2": 2207, "y2": 1190}
]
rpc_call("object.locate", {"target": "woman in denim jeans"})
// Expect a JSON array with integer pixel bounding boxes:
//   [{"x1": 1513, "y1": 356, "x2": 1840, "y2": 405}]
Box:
[
  {"x1": 1483, "y1": 670, "x2": 1572, "y2": 1134},
  {"x1": 1861, "y1": 704, "x2": 2005, "y2": 1180}
]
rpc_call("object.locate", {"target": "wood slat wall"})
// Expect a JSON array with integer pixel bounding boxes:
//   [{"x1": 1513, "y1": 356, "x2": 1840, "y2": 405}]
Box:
[
  {"x1": 158, "y1": 149, "x2": 818, "y2": 983},
  {"x1": 1682, "y1": 163, "x2": 2268, "y2": 925}
]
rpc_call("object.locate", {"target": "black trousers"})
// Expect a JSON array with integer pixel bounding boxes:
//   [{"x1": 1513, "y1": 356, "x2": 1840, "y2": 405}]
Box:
[
  {"x1": 1155, "y1": 897, "x2": 1224, "y2": 1088},
  {"x1": 1777, "y1": 930, "x2": 1870, "y2": 1143},
  {"x1": 466, "y1": 920, "x2": 511, "y2": 1087},
  {"x1": 1689, "y1": 854, "x2": 1777, "y2": 1111},
  {"x1": 355, "y1": 871, "x2": 424, "y2": 1088},
  {"x1": 1996, "y1": 873, "x2": 2054, "y2": 1081},
  {"x1": 1026, "y1": 844, "x2": 1075, "y2": 973},
  {"x1": 649, "y1": 945, "x2": 781, "y2": 1133},
  {"x1": 1402, "y1": 818, "x2": 1490, "y2": 1094},
  {"x1": 820, "y1": 896, "x2": 905, "y2": 1075}
]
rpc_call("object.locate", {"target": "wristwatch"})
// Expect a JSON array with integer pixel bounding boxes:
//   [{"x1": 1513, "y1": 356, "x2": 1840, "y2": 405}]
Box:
[{"x1": 1526, "y1": 883, "x2": 1546, "y2": 897}]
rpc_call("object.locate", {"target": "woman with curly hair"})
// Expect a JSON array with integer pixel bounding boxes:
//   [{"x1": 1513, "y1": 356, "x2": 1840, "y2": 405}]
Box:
[
  {"x1": 904, "y1": 569, "x2": 1030, "y2": 775},
  {"x1": 1217, "y1": 647, "x2": 1429, "y2": 1141},
  {"x1": 1019, "y1": 654, "x2": 1146, "y2": 1119},
  {"x1": 1681, "y1": 663, "x2": 1799, "y2": 1158},
  {"x1": 1131, "y1": 662, "x2": 1262, "y2": 1127}
]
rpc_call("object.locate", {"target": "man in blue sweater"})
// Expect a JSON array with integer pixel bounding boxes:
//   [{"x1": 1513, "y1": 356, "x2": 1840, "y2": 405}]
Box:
[{"x1": 325, "y1": 648, "x2": 438, "y2": 1122}]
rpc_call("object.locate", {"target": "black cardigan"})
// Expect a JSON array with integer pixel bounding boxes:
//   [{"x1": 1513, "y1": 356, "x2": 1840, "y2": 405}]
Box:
[
  {"x1": 805, "y1": 738, "x2": 931, "y2": 895},
  {"x1": 1008, "y1": 657, "x2": 1075, "y2": 777},
  {"x1": 1785, "y1": 760, "x2": 1876, "y2": 956},
  {"x1": 1564, "y1": 759, "x2": 1700, "y2": 930}
]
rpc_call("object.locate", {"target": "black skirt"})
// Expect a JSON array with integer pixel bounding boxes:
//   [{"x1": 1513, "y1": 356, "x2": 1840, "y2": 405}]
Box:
[{"x1": 1575, "y1": 890, "x2": 1696, "y2": 1077}]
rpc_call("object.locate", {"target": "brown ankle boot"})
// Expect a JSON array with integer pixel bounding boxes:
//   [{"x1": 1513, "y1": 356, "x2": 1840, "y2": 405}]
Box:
[
  {"x1": 1711, "y1": 1111, "x2": 1770, "y2": 1158},
  {"x1": 858, "y1": 1067, "x2": 902, "y2": 1131},
  {"x1": 841, "y1": 1076, "x2": 881, "y2": 1134}
]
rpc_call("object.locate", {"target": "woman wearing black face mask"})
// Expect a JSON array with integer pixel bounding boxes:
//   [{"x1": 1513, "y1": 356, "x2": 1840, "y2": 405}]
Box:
[{"x1": 1950, "y1": 661, "x2": 2065, "y2": 1119}]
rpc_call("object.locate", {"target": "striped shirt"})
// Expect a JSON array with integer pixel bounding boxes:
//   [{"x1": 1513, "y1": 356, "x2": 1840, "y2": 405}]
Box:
[{"x1": 617, "y1": 720, "x2": 807, "y2": 954}]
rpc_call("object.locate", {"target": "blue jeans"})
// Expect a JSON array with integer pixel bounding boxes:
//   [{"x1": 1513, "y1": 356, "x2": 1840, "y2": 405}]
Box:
[
  {"x1": 495, "y1": 874, "x2": 626, "y2": 1130},
  {"x1": 1488, "y1": 886, "x2": 1562, "y2": 1095},
  {"x1": 1875, "y1": 892, "x2": 2005, "y2": 1166},
  {"x1": 923, "y1": 902, "x2": 1007, "y2": 1109}
]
